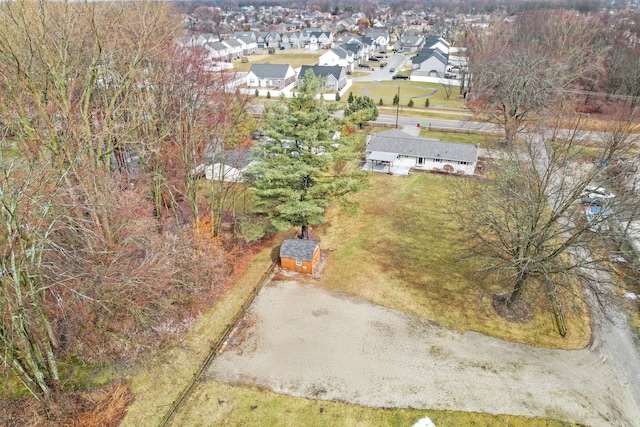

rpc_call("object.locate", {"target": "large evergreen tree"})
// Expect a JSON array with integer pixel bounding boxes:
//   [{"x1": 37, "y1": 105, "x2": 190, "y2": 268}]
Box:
[{"x1": 246, "y1": 72, "x2": 366, "y2": 239}]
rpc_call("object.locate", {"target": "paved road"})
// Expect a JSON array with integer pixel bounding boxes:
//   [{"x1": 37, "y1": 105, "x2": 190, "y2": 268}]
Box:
[{"x1": 352, "y1": 53, "x2": 408, "y2": 82}]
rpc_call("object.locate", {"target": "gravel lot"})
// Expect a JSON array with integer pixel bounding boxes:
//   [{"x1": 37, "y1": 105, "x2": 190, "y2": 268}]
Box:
[{"x1": 210, "y1": 280, "x2": 640, "y2": 426}]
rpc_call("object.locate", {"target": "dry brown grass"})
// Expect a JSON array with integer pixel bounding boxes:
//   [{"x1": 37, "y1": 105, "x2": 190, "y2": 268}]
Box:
[{"x1": 317, "y1": 173, "x2": 591, "y2": 349}]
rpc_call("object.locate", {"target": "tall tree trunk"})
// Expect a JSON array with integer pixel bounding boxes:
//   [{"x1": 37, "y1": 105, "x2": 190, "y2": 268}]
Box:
[{"x1": 300, "y1": 225, "x2": 309, "y2": 239}]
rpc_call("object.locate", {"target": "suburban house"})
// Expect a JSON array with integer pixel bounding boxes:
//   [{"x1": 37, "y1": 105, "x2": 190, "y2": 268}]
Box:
[
  {"x1": 279, "y1": 238, "x2": 321, "y2": 275},
  {"x1": 319, "y1": 47, "x2": 355, "y2": 71},
  {"x1": 221, "y1": 38, "x2": 244, "y2": 60},
  {"x1": 424, "y1": 35, "x2": 450, "y2": 54},
  {"x1": 204, "y1": 148, "x2": 254, "y2": 182},
  {"x1": 306, "y1": 31, "x2": 332, "y2": 50},
  {"x1": 204, "y1": 41, "x2": 230, "y2": 62},
  {"x1": 246, "y1": 63, "x2": 296, "y2": 89},
  {"x1": 398, "y1": 34, "x2": 425, "y2": 52},
  {"x1": 281, "y1": 31, "x2": 303, "y2": 49},
  {"x1": 299, "y1": 65, "x2": 347, "y2": 91},
  {"x1": 257, "y1": 31, "x2": 281, "y2": 49},
  {"x1": 367, "y1": 28, "x2": 390, "y2": 49},
  {"x1": 364, "y1": 129, "x2": 478, "y2": 175},
  {"x1": 237, "y1": 36, "x2": 259, "y2": 56},
  {"x1": 411, "y1": 47, "x2": 449, "y2": 76}
]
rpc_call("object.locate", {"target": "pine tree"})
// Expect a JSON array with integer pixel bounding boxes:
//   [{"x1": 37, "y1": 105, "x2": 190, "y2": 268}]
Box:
[
  {"x1": 347, "y1": 91, "x2": 354, "y2": 104},
  {"x1": 335, "y1": 92, "x2": 341, "y2": 101},
  {"x1": 425, "y1": 98, "x2": 430, "y2": 107},
  {"x1": 246, "y1": 71, "x2": 367, "y2": 239},
  {"x1": 266, "y1": 91, "x2": 271, "y2": 99},
  {"x1": 379, "y1": 98, "x2": 383, "y2": 105},
  {"x1": 408, "y1": 98, "x2": 414, "y2": 107},
  {"x1": 393, "y1": 93, "x2": 399, "y2": 105}
]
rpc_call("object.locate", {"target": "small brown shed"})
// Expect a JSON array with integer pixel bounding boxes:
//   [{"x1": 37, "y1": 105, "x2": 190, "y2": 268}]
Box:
[{"x1": 279, "y1": 238, "x2": 321, "y2": 275}]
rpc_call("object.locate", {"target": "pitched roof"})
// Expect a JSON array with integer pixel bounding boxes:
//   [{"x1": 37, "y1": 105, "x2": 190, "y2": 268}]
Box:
[
  {"x1": 412, "y1": 48, "x2": 449, "y2": 66},
  {"x1": 280, "y1": 238, "x2": 319, "y2": 261},
  {"x1": 366, "y1": 129, "x2": 478, "y2": 163},
  {"x1": 299, "y1": 65, "x2": 343, "y2": 81},
  {"x1": 249, "y1": 63, "x2": 292, "y2": 79},
  {"x1": 327, "y1": 46, "x2": 349, "y2": 59},
  {"x1": 213, "y1": 148, "x2": 253, "y2": 168}
]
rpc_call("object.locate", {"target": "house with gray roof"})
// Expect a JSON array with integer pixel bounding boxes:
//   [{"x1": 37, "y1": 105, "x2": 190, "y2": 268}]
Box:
[
  {"x1": 299, "y1": 65, "x2": 347, "y2": 91},
  {"x1": 221, "y1": 38, "x2": 243, "y2": 60},
  {"x1": 319, "y1": 47, "x2": 355, "y2": 71},
  {"x1": 364, "y1": 129, "x2": 478, "y2": 175},
  {"x1": 411, "y1": 47, "x2": 449, "y2": 77},
  {"x1": 246, "y1": 63, "x2": 296, "y2": 89},
  {"x1": 367, "y1": 28, "x2": 390, "y2": 49},
  {"x1": 398, "y1": 35, "x2": 425, "y2": 52},
  {"x1": 237, "y1": 36, "x2": 258, "y2": 56}
]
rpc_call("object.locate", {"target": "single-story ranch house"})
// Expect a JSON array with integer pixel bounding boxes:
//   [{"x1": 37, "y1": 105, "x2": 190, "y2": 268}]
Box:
[
  {"x1": 279, "y1": 238, "x2": 321, "y2": 275},
  {"x1": 364, "y1": 129, "x2": 478, "y2": 175}
]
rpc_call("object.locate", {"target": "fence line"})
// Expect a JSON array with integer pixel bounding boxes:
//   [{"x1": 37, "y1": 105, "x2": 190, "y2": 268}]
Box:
[{"x1": 159, "y1": 260, "x2": 278, "y2": 427}]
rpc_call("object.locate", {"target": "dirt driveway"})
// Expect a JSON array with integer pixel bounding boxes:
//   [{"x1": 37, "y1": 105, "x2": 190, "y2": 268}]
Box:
[{"x1": 210, "y1": 280, "x2": 640, "y2": 426}]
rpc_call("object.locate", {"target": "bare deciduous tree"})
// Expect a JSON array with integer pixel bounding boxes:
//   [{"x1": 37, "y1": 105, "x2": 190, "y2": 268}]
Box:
[{"x1": 450, "y1": 107, "x2": 639, "y2": 332}]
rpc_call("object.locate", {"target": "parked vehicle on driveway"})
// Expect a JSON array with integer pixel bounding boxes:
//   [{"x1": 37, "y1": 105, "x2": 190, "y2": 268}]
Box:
[
  {"x1": 358, "y1": 63, "x2": 371, "y2": 69},
  {"x1": 580, "y1": 186, "x2": 615, "y2": 205},
  {"x1": 392, "y1": 74, "x2": 409, "y2": 80},
  {"x1": 380, "y1": 62, "x2": 387, "y2": 68}
]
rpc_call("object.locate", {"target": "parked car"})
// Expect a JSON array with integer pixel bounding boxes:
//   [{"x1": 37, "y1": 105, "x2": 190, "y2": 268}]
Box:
[
  {"x1": 358, "y1": 63, "x2": 371, "y2": 69},
  {"x1": 392, "y1": 74, "x2": 409, "y2": 80},
  {"x1": 380, "y1": 62, "x2": 388, "y2": 68},
  {"x1": 252, "y1": 130, "x2": 263, "y2": 140},
  {"x1": 389, "y1": 67, "x2": 395, "y2": 72},
  {"x1": 580, "y1": 186, "x2": 615, "y2": 205},
  {"x1": 370, "y1": 57, "x2": 380, "y2": 62}
]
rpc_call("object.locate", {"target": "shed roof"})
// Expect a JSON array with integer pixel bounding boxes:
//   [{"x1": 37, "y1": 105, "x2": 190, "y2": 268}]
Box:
[
  {"x1": 366, "y1": 129, "x2": 478, "y2": 163},
  {"x1": 280, "y1": 238, "x2": 319, "y2": 261}
]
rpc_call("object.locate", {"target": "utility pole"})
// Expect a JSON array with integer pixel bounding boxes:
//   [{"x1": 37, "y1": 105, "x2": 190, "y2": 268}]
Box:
[{"x1": 395, "y1": 86, "x2": 400, "y2": 129}]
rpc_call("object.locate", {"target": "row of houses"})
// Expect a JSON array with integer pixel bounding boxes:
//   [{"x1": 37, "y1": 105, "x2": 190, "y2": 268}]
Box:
[{"x1": 177, "y1": 28, "x2": 392, "y2": 63}]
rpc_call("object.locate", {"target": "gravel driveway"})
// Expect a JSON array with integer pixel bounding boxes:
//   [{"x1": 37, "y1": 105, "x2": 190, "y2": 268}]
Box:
[{"x1": 210, "y1": 280, "x2": 640, "y2": 426}]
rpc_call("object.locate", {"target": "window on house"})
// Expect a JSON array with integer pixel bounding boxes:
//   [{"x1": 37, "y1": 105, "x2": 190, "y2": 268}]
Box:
[
  {"x1": 296, "y1": 259, "x2": 302, "y2": 266},
  {"x1": 433, "y1": 158, "x2": 442, "y2": 163}
]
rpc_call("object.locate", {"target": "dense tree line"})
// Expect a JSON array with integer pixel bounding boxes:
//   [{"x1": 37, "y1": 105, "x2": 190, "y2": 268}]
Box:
[{"x1": 0, "y1": 0, "x2": 254, "y2": 415}]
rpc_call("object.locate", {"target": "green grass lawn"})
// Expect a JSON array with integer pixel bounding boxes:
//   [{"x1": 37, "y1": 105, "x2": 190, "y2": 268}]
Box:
[{"x1": 343, "y1": 81, "x2": 469, "y2": 112}]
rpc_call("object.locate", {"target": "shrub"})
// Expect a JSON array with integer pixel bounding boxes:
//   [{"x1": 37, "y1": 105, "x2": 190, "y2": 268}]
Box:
[
  {"x1": 379, "y1": 98, "x2": 383, "y2": 105},
  {"x1": 425, "y1": 98, "x2": 430, "y2": 107},
  {"x1": 408, "y1": 98, "x2": 414, "y2": 107},
  {"x1": 335, "y1": 92, "x2": 341, "y2": 101}
]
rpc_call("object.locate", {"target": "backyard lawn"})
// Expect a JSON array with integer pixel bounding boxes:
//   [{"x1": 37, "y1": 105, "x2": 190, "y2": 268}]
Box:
[
  {"x1": 122, "y1": 173, "x2": 588, "y2": 427},
  {"x1": 318, "y1": 173, "x2": 591, "y2": 349}
]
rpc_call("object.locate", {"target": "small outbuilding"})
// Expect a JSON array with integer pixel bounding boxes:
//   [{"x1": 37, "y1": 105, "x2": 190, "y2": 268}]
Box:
[{"x1": 279, "y1": 238, "x2": 321, "y2": 275}]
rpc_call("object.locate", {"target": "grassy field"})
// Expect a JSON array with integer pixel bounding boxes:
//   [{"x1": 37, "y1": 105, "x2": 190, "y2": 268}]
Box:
[
  {"x1": 317, "y1": 173, "x2": 591, "y2": 349},
  {"x1": 343, "y1": 81, "x2": 469, "y2": 113},
  {"x1": 231, "y1": 52, "x2": 322, "y2": 72},
  {"x1": 121, "y1": 172, "x2": 588, "y2": 426}
]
